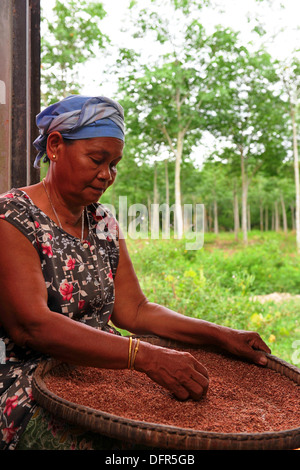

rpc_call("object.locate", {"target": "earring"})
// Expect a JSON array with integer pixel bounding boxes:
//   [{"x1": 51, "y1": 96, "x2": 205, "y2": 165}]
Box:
[{"x1": 52, "y1": 155, "x2": 56, "y2": 159}]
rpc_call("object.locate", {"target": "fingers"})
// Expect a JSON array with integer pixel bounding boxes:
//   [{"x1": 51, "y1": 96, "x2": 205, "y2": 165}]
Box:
[
  {"x1": 193, "y1": 357, "x2": 209, "y2": 379},
  {"x1": 188, "y1": 368, "x2": 209, "y2": 400},
  {"x1": 173, "y1": 371, "x2": 209, "y2": 401},
  {"x1": 169, "y1": 354, "x2": 209, "y2": 401},
  {"x1": 171, "y1": 384, "x2": 191, "y2": 401},
  {"x1": 229, "y1": 333, "x2": 270, "y2": 367},
  {"x1": 248, "y1": 334, "x2": 271, "y2": 354},
  {"x1": 147, "y1": 348, "x2": 209, "y2": 402},
  {"x1": 171, "y1": 373, "x2": 209, "y2": 401},
  {"x1": 253, "y1": 351, "x2": 268, "y2": 366},
  {"x1": 245, "y1": 332, "x2": 271, "y2": 366}
]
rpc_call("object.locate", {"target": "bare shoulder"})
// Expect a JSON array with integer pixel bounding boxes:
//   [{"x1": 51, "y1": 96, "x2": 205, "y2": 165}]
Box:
[
  {"x1": 19, "y1": 182, "x2": 44, "y2": 206},
  {"x1": 0, "y1": 218, "x2": 45, "y2": 287},
  {"x1": 0, "y1": 217, "x2": 39, "y2": 254},
  {"x1": 0, "y1": 219, "x2": 47, "y2": 300},
  {"x1": 0, "y1": 219, "x2": 48, "y2": 341}
]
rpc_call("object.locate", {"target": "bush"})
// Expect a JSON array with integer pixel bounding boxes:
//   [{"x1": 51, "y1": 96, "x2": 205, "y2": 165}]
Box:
[{"x1": 126, "y1": 231, "x2": 300, "y2": 365}]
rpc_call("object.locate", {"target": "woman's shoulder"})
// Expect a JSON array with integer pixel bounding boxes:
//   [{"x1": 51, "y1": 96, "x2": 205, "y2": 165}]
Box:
[
  {"x1": 0, "y1": 188, "x2": 33, "y2": 211},
  {"x1": 0, "y1": 188, "x2": 43, "y2": 246}
]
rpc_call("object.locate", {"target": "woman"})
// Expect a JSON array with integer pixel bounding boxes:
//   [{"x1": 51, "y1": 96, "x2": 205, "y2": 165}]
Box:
[{"x1": 0, "y1": 95, "x2": 270, "y2": 450}]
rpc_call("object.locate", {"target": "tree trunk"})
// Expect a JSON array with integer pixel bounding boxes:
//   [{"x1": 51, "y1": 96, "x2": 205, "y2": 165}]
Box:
[
  {"x1": 208, "y1": 204, "x2": 212, "y2": 232},
  {"x1": 204, "y1": 205, "x2": 208, "y2": 232},
  {"x1": 260, "y1": 201, "x2": 263, "y2": 231},
  {"x1": 175, "y1": 138, "x2": 183, "y2": 238},
  {"x1": 247, "y1": 205, "x2": 251, "y2": 231},
  {"x1": 147, "y1": 195, "x2": 151, "y2": 221},
  {"x1": 290, "y1": 204, "x2": 295, "y2": 230},
  {"x1": 160, "y1": 121, "x2": 184, "y2": 239},
  {"x1": 265, "y1": 206, "x2": 269, "y2": 231},
  {"x1": 164, "y1": 158, "x2": 170, "y2": 207},
  {"x1": 152, "y1": 163, "x2": 160, "y2": 237},
  {"x1": 291, "y1": 107, "x2": 300, "y2": 252},
  {"x1": 280, "y1": 193, "x2": 288, "y2": 234},
  {"x1": 240, "y1": 148, "x2": 248, "y2": 244},
  {"x1": 174, "y1": 132, "x2": 184, "y2": 238},
  {"x1": 214, "y1": 199, "x2": 219, "y2": 234},
  {"x1": 274, "y1": 201, "x2": 280, "y2": 232},
  {"x1": 233, "y1": 182, "x2": 240, "y2": 241},
  {"x1": 153, "y1": 162, "x2": 159, "y2": 205}
]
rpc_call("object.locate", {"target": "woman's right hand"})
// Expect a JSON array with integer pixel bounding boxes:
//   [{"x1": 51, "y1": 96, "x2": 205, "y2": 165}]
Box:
[{"x1": 135, "y1": 342, "x2": 209, "y2": 401}]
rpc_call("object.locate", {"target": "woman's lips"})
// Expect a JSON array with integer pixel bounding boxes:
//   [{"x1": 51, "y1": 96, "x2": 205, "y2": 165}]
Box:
[{"x1": 90, "y1": 186, "x2": 105, "y2": 192}]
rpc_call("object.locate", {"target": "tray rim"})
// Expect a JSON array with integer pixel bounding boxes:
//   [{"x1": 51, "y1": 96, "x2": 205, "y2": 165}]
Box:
[{"x1": 32, "y1": 335, "x2": 300, "y2": 450}]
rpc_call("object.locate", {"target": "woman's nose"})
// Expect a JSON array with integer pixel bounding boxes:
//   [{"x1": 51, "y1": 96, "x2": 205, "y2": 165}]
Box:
[{"x1": 97, "y1": 165, "x2": 112, "y2": 181}]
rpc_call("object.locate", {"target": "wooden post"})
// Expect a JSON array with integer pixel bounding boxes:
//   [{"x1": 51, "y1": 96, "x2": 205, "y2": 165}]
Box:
[{"x1": 0, "y1": 0, "x2": 40, "y2": 193}]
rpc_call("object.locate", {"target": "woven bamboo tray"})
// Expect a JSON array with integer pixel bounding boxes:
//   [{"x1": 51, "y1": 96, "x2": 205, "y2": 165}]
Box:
[{"x1": 32, "y1": 335, "x2": 300, "y2": 450}]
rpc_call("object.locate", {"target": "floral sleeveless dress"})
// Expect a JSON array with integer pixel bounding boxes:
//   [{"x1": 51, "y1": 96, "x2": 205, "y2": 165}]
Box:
[{"x1": 0, "y1": 189, "x2": 120, "y2": 450}]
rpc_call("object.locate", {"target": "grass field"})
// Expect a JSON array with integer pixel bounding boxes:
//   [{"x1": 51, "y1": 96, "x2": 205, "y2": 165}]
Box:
[{"x1": 125, "y1": 230, "x2": 300, "y2": 365}]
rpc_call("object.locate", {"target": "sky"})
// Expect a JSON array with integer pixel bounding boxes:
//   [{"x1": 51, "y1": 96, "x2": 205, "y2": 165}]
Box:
[
  {"x1": 42, "y1": 0, "x2": 300, "y2": 96},
  {"x1": 41, "y1": 0, "x2": 300, "y2": 166}
]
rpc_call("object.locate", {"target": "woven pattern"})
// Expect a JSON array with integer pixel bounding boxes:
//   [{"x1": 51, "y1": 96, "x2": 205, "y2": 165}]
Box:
[{"x1": 32, "y1": 336, "x2": 300, "y2": 450}]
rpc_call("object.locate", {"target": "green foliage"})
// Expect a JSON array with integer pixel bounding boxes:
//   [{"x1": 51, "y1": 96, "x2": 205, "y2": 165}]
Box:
[
  {"x1": 39, "y1": 0, "x2": 300, "y2": 368},
  {"x1": 40, "y1": 0, "x2": 299, "y2": 242},
  {"x1": 112, "y1": 1, "x2": 295, "y2": 246},
  {"x1": 171, "y1": 0, "x2": 210, "y2": 13},
  {"x1": 126, "y1": 231, "x2": 300, "y2": 365},
  {"x1": 41, "y1": 0, "x2": 108, "y2": 104}
]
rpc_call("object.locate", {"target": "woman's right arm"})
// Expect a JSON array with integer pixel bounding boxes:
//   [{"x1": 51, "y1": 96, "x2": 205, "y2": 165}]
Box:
[
  {"x1": 0, "y1": 221, "x2": 208, "y2": 401},
  {"x1": 0, "y1": 220, "x2": 131, "y2": 368}
]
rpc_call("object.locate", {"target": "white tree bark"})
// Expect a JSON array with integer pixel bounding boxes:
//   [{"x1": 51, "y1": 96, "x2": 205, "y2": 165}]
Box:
[
  {"x1": 240, "y1": 148, "x2": 248, "y2": 244},
  {"x1": 233, "y1": 182, "x2": 240, "y2": 241},
  {"x1": 280, "y1": 193, "x2": 288, "y2": 234},
  {"x1": 283, "y1": 67, "x2": 300, "y2": 252},
  {"x1": 291, "y1": 108, "x2": 300, "y2": 253},
  {"x1": 164, "y1": 158, "x2": 169, "y2": 207},
  {"x1": 161, "y1": 124, "x2": 185, "y2": 239},
  {"x1": 274, "y1": 201, "x2": 280, "y2": 232},
  {"x1": 152, "y1": 163, "x2": 160, "y2": 237},
  {"x1": 247, "y1": 205, "x2": 251, "y2": 232},
  {"x1": 174, "y1": 134, "x2": 184, "y2": 238}
]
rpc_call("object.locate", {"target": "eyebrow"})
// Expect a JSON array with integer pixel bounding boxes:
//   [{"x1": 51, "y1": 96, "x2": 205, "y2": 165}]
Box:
[
  {"x1": 87, "y1": 149, "x2": 123, "y2": 161},
  {"x1": 87, "y1": 148, "x2": 110, "y2": 157}
]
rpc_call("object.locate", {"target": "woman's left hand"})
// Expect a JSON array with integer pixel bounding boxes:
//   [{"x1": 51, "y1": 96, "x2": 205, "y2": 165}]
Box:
[{"x1": 218, "y1": 328, "x2": 271, "y2": 366}]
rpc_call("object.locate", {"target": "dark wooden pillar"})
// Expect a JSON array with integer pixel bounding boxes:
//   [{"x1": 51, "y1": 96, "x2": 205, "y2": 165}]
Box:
[
  {"x1": 0, "y1": 0, "x2": 40, "y2": 193},
  {"x1": 11, "y1": 0, "x2": 28, "y2": 188},
  {"x1": 30, "y1": 0, "x2": 41, "y2": 185}
]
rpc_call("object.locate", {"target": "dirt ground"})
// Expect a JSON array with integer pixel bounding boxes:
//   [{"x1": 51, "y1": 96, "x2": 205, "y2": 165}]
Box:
[{"x1": 251, "y1": 292, "x2": 300, "y2": 304}]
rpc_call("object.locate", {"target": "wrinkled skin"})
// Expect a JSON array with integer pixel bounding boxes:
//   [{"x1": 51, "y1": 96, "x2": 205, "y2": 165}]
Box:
[{"x1": 0, "y1": 134, "x2": 271, "y2": 401}]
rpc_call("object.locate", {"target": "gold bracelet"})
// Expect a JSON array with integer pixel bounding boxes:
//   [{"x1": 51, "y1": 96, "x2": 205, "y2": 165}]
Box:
[
  {"x1": 129, "y1": 338, "x2": 136, "y2": 369},
  {"x1": 131, "y1": 338, "x2": 140, "y2": 370},
  {"x1": 128, "y1": 336, "x2": 133, "y2": 369}
]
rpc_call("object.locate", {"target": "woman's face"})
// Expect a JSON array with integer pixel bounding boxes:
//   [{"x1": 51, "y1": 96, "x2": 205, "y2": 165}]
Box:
[{"x1": 48, "y1": 134, "x2": 124, "y2": 206}]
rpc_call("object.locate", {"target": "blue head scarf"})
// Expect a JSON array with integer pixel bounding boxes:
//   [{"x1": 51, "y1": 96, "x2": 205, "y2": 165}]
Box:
[{"x1": 33, "y1": 95, "x2": 125, "y2": 168}]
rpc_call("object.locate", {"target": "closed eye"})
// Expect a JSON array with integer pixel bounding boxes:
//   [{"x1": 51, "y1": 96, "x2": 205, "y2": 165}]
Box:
[
  {"x1": 91, "y1": 157, "x2": 103, "y2": 165},
  {"x1": 91, "y1": 156, "x2": 122, "y2": 164},
  {"x1": 105, "y1": 157, "x2": 121, "y2": 173},
  {"x1": 110, "y1": 157, "x2": 122, "y2": 169}
]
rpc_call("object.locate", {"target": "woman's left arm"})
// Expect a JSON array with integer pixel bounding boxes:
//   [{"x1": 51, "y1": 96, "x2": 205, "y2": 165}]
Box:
[{"x1": 111, "y1": 237, "x2": 271, "y2": 366}]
